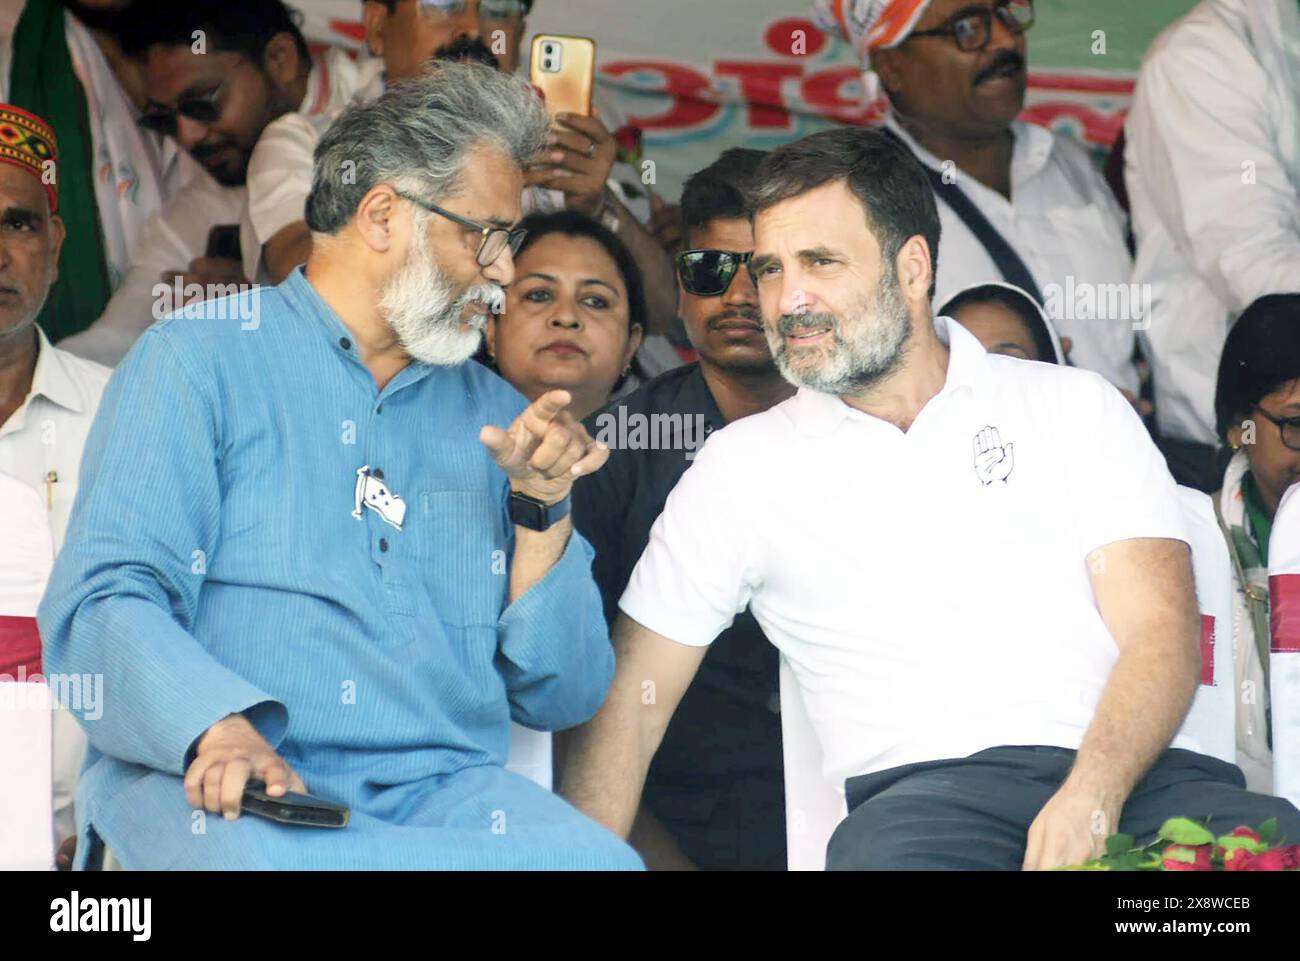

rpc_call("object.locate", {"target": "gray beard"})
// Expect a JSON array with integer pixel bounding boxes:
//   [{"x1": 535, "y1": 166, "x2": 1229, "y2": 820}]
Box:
[
  {"x1": 379, "y1": 226, "x2": 505, "y2": 367},
  {"x1": 766, "y1": 273, "x2": 912, "y2": 396}
]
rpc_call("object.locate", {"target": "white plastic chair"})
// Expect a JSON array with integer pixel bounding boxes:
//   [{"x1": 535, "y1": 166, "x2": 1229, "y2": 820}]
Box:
[
  {"x1": 781, "y1": 485, "x2": 1239, "y2": 870},
  {"x1": 1268, "y1": 483, "x2": 1300, "y2": 809},
  {"x1": 0, "y1": 473, "x2": 56, "y2": 870}
]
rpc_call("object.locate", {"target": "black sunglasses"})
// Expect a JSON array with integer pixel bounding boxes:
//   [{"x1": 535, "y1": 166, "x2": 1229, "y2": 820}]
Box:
[
  {"x1": 394, "y1": 190, "x2": 527, "y2": 267},
  {"x1": 138, "y1": 76, "x2": 231, "y2": 136},
  {"x1": 908, "y1": 0, "x2": 1035, "y2": 53},
  {"x1": 675, "y1": 249, "x2": 753, "y2": 297},
  {"x1": 1255, "y1": 405, "x2": 1300, "y2": 452}
]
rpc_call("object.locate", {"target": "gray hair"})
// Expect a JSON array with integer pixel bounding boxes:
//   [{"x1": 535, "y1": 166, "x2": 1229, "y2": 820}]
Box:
[{"x1": 305, "y1": 60, "x2": 550, "y2": 234}]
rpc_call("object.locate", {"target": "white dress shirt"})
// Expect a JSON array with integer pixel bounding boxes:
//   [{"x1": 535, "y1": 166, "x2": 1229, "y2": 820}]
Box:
[
  {"x1": 1125, "y1": 0, "x2": 1300, "y2": 446},
  {"x1": 620, "y1": 317, "x2": 1190, "y2": 785},
  {"x1": 886, "y1": 114, "x2": 1139, "y2": 395},
  {"x1": 0, "y1": 326, "x2": 110, "y2": 845}
]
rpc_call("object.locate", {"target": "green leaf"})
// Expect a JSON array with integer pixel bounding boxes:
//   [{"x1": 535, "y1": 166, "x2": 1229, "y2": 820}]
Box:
[
  {"x1": 1158, "y1": 818, "x2": 1214, "y2": 846},
  {"x1": 1162, "y1": 845, "x2": 1198, "y2": 864},
  {"x1": 1106, "y1": 833, "x2": 1136, "y2": 856},
  {"x1": 1260, "y1": 818, "x2": 1278, "y2": 844},
  {"x1": 1217, "y1": 836, "x2": 1267, "y2": 855},
  {"x1": 1112, "y1": 851, "x2": 1147, "y2": 871}
]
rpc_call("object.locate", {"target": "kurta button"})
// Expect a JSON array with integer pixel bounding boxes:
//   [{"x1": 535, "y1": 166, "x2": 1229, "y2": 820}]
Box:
[
  {"x1": 339, "y1": 337, "x2": 351, "y2": 350},
  {"x1": 372, "y1": 468, "x2": 384, "y2": 480},
  {"x1": 379, "y1": 538, "x2": 389, "y2": 553}
]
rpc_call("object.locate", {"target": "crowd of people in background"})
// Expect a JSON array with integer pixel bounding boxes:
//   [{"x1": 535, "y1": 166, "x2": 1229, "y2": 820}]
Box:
[{"x1": 1, "y1": 0, "x2": 1298, "y2": 871}]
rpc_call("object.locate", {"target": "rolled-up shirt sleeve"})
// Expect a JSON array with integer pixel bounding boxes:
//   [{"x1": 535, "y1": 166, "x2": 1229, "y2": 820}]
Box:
[
  {"x1": 37, "y1": 329, "x2": 287, "y2": 776},
  {"x1": 618, "y1": 429, "x2": 756, "y2": 647}
]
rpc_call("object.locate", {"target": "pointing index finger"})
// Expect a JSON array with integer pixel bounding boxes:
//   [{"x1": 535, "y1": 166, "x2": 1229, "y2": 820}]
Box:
[{"x1": 526, "y1": 390, "x2": 572, "y2": 428}]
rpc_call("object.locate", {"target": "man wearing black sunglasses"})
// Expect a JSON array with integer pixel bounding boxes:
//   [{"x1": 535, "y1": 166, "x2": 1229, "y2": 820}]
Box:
[
  {"x1": 59, "y1": 0, "x2": 385, "y2": 366},
  {"x1": 568, "y1": 149, "x2": 793, "y2": 870},
  {"x1": 815, "y1": 0, "x2": 1141, "y2": 408}
]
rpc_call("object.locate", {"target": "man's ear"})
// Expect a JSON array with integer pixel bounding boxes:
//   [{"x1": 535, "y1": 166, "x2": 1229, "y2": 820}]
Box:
[
  {"x1": 895, "y1": 234, "x2": 933, "y2": 305},
  {"x1": 354, "y1": 186, "x2": 400, "y2": 254},
  {"x1": 46, "y1": 213, "x2": 66, "y2": 284},
  {"x1": 261, "y1": 32, "x2": 303, "y2": 91},
  {"x1": 362, "y1": 2, "x2": 389, "y2": 58},
  {"x1": 869, "y1": 49, "x2": 904, "y2": 98},
  {"x1": 484, "y1": 313, "x2": 499, "y2": 361}
]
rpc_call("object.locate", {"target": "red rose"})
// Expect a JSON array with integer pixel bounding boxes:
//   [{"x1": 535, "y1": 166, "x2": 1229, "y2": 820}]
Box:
[
  {"x1": 1229, "y1": 826, "x2": 1262, "y2": 843},
  {"x1": 1163, "y1": 844, "x2": 1213, "y2": 871},
  {"x1": 1224, "y1": 848, "x2": 1256, "y2": 871},
  {"x1": 1282, "y1": 845, "x2": 1300, "y2": 869},
  {"x1": 1252, "y1": 849, "x2": 1290, "y2": 871}
]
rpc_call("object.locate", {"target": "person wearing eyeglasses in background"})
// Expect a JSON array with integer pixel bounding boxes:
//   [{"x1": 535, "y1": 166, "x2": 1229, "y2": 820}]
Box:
[
  {"x1": 58, "y1": 0, "x2": 375, "y2": 366},
  {"x1": 1211, "y1": 293, "x2": 1300, "y2": 797},
  {"x1": 565, "y1": 149, "x2": 794, "y2": 870},
  {"x1": 812, "y1": 0, "x2": 1143, "y2": 410},
  {"x1": 0, "y1": 0, "x2": 210, "y2": 344}
]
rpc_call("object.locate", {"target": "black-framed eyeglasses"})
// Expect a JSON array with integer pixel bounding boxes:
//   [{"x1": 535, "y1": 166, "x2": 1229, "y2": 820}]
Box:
[
  {"x1": 394, "y1": 190, "x2": 526, "y2": 267},
  {"x1": 907, "y1": 0, "x2": 1034, "y2": 53},
  {"x1": 675, "y1": 249, "x2": 753, "y2": 297},
  {"x1": 138, "y1": 75, "x2": 232, "y2": 136},
  {"x1": 1255, "y1": 405, "x2": 1300, "y2": 452},
  {"x1": 417, "y1": 0, "x2": 527, "y2": 18}
]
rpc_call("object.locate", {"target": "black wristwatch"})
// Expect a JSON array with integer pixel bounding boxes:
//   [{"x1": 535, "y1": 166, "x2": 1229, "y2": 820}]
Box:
[{"x1": 508, "y1": 490, "x2": 572, "y2": 531}]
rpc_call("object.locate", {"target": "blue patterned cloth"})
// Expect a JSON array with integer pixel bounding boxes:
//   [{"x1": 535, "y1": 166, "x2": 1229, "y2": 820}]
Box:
[{"x1": 40, "y1": 267, "x2": 639, "y2": 870}]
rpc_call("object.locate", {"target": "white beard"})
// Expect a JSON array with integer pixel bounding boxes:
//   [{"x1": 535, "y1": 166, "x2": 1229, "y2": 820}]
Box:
[{"x1": 379, "y1": 224, "x2": 505, "y2": 367}]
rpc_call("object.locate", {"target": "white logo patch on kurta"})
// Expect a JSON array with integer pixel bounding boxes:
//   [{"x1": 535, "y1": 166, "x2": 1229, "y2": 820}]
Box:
[
  {"x1": 973, "y1": 426, "x2": 1015, "y2": 485},
  {"x1": 352, "y1": 466, "x2": 407, "y2": 530}
]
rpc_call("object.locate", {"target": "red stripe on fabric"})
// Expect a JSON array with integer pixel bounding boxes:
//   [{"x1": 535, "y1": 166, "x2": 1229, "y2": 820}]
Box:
[
  {"x1": 1199, "y1": 614, "x2": 1215, "y2": 686},
  {"x1": 1025, "y1": 72, "x2": 1135, "y2": 95},
  {"x1": 0, "y1": 615, "x2": 43, "y2": 677},
  {"x1": 1271, "y1": 573, "x2": 1300, "y2": 653}
]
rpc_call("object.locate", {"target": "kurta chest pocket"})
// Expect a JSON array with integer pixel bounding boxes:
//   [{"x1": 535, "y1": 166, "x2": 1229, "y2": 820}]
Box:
[{"x1": 416, "y1": 490, "x2": 507, "y2": 628}]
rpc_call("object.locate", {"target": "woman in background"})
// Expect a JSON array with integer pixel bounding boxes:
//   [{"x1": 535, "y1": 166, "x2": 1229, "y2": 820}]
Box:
[
  {"x1": 939, "y1": 281, "x2": 1068, "y2": 364},
  {"x1": 1212, "y1": 293, "x2": 1300, "y2": 793},
  {"x1": 486, "y1": 210, "x2": 646, "y2": 422}
]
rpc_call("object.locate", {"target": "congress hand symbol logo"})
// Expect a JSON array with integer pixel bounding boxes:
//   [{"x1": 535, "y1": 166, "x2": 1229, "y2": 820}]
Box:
[{"x1": 973, "y1": 426, "x2": 1014, "y2": 485}]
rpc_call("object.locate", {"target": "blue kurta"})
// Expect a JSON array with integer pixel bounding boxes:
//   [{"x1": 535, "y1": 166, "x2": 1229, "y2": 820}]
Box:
[{"x1": 39, "y1": 268, "x2": 639, "y2": 870}]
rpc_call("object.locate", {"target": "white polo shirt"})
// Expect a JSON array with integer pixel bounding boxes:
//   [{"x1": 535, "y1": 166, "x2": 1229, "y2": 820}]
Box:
[
  {"x1": 885, "y1": 115, "x2": 1138, "y2": 396},
  {"x1": 620, "y1": 317, "x2": 1192, "y2": 785}
]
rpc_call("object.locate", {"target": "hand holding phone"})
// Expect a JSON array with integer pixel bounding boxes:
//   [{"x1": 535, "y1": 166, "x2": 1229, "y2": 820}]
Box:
[{"x1": 241, "y1": 779, "x2": 350, "y2": 828}]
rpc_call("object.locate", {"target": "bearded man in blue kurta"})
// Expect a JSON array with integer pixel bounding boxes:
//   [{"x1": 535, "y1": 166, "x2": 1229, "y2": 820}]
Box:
[{"x1": 39, "y1": 62, "x2": 642, "y2": 870}]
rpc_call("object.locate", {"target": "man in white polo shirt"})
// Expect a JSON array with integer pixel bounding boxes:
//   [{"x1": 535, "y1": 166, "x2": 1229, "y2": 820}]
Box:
[{"x1": 561, "y1": 126, "x2": 1300, "y2": 870}]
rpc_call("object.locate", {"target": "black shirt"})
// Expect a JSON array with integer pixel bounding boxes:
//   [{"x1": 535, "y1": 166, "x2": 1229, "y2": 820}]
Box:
[{"x1": 574, "y1": 363, "x2": 785, "y2": 870}]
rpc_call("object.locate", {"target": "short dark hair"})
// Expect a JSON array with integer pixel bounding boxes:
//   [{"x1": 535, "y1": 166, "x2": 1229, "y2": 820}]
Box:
[
  {"x1": 749, "y1": 127, "x2": 942, "y2": 299},
  {"x1": 940, "y1": 283, "x2": 1059, "y2": 364},
  {"x1": 120, "y1": 0, "x2": 310, "y2": 64},
  {"x1": 679, "y1": 147, "x2": 767, "y2": 244},
  {"x1": 514, "y1": 210, "x2": 647, "y2": 334},
  {"x1": 1214, "y1": 293, "x2": 1300, "y2": 441}
]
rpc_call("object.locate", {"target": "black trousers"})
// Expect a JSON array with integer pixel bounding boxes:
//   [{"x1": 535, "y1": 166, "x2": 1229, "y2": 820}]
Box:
[{"x1": 827, "y1": 745, "x2": 1300, "y2": 870}]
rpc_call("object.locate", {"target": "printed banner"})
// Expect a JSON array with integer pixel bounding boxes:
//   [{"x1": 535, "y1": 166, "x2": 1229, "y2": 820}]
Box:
[{"x1": 294, "y1": 0, "x2": 1200, "y2": 198}]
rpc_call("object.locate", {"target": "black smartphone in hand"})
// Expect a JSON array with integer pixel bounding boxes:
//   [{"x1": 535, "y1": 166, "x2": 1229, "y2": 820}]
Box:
[{"x1": 241, "y1": 779, "x2": 350, "y2": 828}]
